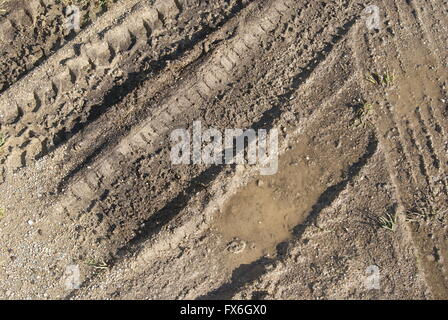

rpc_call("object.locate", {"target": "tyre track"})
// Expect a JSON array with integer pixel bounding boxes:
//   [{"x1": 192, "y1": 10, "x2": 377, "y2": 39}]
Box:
[
  {"x1": 54, "y1": 0, "x2": 358, "y2": 247},
  {"x1": 0, "y1": 0, "x2": 247, "y2": 172},
  {"x1": 386, "y1": 6, "x2": 448, "y2": 298},
  {"x1": 0, "y1": 0, "x2": 300, "y2": 299},
  {"x1": 391, "y1": 0, "x2": 448, "y2": 201},
  {"x1": 1, "y1": 0, "x2": 443, "y2": 300},
  {"x1": 355, "y1": 0, "x2": 448, "y2": 298},
  {"x1": 73, "y1": 74, "x2": 365, "y2": 299},
  {"x1": 410, "y1": 0, "x2": 448, "y2": 166},
  {"x1": 374, "y1": 0, "x2": 448, "y2": 204},
  {"x1": 397, "y1": 0, "x2": 448, "y2": 130},
  {"x1": 399, "y1": 0, "x2": 448, "y2": 136},
  {"x1": 0, "y1": 0, "x2": 143, "y2": 164},
  {"x1": 59, "y1": 0, "x2": 359, "y2": 193},
  {"x1": 0, "y1": 0, "x2": 135, "y2": 93},
  {"x1": 394, "y1": 2, "x2": 447, "y2": 191},
  {"x1": 69, "y1": 12, "x2": 362, "y2": 299},
  {"x1": 0, "y1": 0, "x2": 53, "y2": 92},
  {"x1": 422, "y1": 0, "x2": 448, "y2": 64},
  {"x1": 51, "y1": 0, "x2": 296, "y2": 224}
]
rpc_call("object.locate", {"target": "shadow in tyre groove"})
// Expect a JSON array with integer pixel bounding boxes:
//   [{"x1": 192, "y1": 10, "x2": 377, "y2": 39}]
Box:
[
  {"x1": 197, "y1": 135, "x2": 378, "y2": 300},
  {"x1": 278, "y1": 17, "x2": 358, "y2": 104}
]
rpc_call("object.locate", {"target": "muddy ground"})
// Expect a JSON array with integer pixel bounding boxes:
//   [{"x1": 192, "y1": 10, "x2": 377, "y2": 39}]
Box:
[{"x1": 0, "y1": 0, "x2": 447, "y2": 299}]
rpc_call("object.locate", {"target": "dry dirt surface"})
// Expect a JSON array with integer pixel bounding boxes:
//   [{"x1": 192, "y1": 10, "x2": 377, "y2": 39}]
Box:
[{"x1": 0, "y1": 0, "x2": 447, "y2": 300}]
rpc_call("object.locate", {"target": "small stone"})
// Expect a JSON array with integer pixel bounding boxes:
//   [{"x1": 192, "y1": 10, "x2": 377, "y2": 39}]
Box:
[
  {"x1": 227, "y1": 238, "x2": 246, "y2": 254},
  {"x1": 0, "y1": 104, "x2": 20, "y2": 125}
]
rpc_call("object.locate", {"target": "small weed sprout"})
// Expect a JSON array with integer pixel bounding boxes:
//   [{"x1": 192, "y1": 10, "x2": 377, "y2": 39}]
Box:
[
  {"x1": 0, "y1": 133, "x2": 6, "y2": 148},
  {"x1": 378, "y1": 212, "x2": 398, "y2": 231},
  {"x1": 406, "y1": 209, "x2": 428, "y2": 222},
  {"x1": 57, "y1": 0, "x2": 115, "y2": 9},
  {"x1": 406, "y1": 196, "x2": 440, "y2": 222},
  {"x1": 98, "y1": 0, "x2": 108, "y2": 9},
  {"x1": 85, "y1": 258, "x2": 108, "y2": 270},
  {"x1": 382, "y1": 70, "x2": 394, "y2": 86},
  {"x1": 366, "y1": 70, "x2": 395, "y2": 87},
  {"x1": 0, "y1": 208, "x2": 5, "y2": 221},
  {"x1": 366, "y1": 73, "x2": 379, "y2": 85},
  {"x1": 351, "y1": 102, "x2": 373, "y2": 127},
  {"x1": 407, "y1": 207, "x2": 447, "y2": 222},
  {"x1": 0, "y1": 0, "x2": 7, "y2": 14}
]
